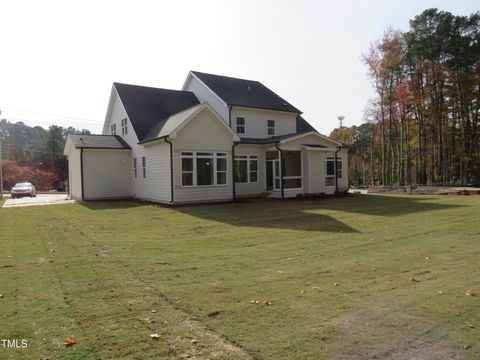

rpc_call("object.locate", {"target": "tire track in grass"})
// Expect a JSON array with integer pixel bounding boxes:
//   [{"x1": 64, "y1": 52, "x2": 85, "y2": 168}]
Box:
[{"x1": 54, "y1": 208, "x2": 253, "y2": 359}]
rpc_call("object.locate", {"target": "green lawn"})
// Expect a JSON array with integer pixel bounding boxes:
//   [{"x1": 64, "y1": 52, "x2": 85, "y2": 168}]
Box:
[{"x1": 0, "y1": 194, "x2": 479, "y2": 359}]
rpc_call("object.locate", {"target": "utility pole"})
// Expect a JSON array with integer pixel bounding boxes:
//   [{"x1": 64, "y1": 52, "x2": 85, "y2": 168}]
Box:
[
  {"x1": 0, "y1": 109, "x2": 3, "y2": 200},
  {"x1": 337, "y1": 115, "x2": 345, "y2": 128}
]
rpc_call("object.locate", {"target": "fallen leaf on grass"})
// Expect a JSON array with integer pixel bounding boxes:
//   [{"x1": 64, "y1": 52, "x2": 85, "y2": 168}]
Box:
[
  {"x1": 64, "y1": 337, "x2": 76, "y2": 346},
  {"x1": 411, "y1": 277, "x2": 420, "y2": 282},
  {"x1": 150, "y1": 333, "x2": 160, "y2": 340},
  {"x1": 191, "y1": 339, "x2": 198, "y2": 344},
  {"x1": 0, "y1": 294, "x2": 3, "y2": 298},
  {"x1": 334, "y1": 283, "x2": 339, "y2": 286},
  {"x1": 465, "y1": 289, "x2": 476, "y2": 296},
  {"x1": 437, "y1": 291, "x2": 444, "y2": 294}
]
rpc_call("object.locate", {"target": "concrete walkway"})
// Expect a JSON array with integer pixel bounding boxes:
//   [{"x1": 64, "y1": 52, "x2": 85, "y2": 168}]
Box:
[{"x1": 2, "y1": 194, "x2": 76, "y2": 208}]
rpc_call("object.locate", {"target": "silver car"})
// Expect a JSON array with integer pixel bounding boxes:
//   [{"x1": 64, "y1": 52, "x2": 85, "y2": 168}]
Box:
[{"x1": 11, "y1": 182, "x2": 37, "y2": 199}]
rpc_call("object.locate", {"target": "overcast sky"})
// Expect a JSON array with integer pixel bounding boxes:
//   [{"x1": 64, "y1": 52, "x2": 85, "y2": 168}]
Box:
[{"x1": 0, "y1": 0, "x2": 477, "y2": 135}]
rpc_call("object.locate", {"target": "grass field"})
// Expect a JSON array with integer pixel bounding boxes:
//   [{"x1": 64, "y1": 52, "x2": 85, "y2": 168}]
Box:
[{"x1": 0, "y1": 194, "x2": 479, "y2": 359}]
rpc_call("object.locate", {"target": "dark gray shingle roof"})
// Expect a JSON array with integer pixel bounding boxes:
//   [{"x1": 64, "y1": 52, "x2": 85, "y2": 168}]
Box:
[
  {"x1": 191, "y1": 71, "x2": 301, "y2": 114},
  {"x1": 114, "y1": 83, "x2": 200, "y2": 142},
  {"x1": 69, "y1": 135, "x2": 131, "y2": 149},
  {"x1": 239, "y1": 133, "x2": 302, "y2": 144},
  {"x1": 296, "y1": 116, "x2": 317, "y2": 133}
]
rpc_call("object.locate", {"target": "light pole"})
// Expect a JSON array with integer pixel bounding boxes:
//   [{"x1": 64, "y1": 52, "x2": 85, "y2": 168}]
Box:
[{"x1": 0, "y1": 109, "x2": 3, "y2": 200}]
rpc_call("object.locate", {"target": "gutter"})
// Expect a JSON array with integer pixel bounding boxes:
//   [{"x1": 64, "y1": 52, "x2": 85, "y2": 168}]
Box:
[
  {"x1": 275, "y1": 143, "x2": 284, "y2": 199},
  {"x1": 80, "y1": 148, "x2": 84, "y2": 201},
  {"x1": 232, "y1": 141, "x2": 239, "y2": 201},
  {"x1": 164, "y1": 137, "x2": 174, "y2": 204}
]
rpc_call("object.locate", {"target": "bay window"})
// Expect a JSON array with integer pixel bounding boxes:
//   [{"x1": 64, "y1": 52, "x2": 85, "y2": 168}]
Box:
[{"x1": 181, "y1": 152, "x2": 227, "y2": 187}]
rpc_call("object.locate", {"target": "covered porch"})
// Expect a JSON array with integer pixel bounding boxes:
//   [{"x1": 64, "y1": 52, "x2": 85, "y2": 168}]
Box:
[{"x1": 265, "y1": 149, "x2": 304, "y2": 198}]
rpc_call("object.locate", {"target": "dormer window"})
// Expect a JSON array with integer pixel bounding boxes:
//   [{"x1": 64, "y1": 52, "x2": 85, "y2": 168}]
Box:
[
  {"x1": 236, "y1": 117, "x2": 245, "y2": 134},
  {"x1": 267, "y1": 120, "x2": 275, "y2": 136},
  {"x1": 121, "y1": 118, "x2": 128, "y2": 136},
  {"x1": 111, "y1": 123, "x2": 116, "y2": 135}
]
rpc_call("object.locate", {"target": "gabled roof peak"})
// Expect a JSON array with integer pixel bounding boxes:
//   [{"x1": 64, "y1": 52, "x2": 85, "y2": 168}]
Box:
[{"x1": 189, "y1": 71, "x2": 301, "y2": 114}]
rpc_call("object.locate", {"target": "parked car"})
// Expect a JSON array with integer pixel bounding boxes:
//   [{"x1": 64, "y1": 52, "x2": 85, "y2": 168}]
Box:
[{"x1": 11, "y1": 182, "x2": 37, "y2": 198}]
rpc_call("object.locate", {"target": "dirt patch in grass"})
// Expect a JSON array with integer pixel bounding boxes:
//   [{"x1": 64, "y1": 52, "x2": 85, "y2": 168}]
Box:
[
  {"x1": 331, "y1": 306, "x2": 466, "y2": 360},
  {"x1": 173, "y1": 319, "x2": 251, "y2": 359}
]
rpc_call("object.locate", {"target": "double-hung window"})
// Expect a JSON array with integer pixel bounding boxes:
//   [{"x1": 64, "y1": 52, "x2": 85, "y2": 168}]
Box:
[
  {"x1": 267, "y1": 120, "x2": 275, "y2": 136},
  {"x1": 325, "y1": 155, "x2": 335, "y2": 186},
  {"x1": 111, "y1": 123, "x2": 116, "y2": 135},
  {"x1": 181, "y1": 152, "x2": 228, "y2": 187},
  {"x1": 142, "y1": 156, "x2": 146, "y2": 178},
  {"x1": 133, "y1": 158, "x2": 137, "y2": 178},
  {"x1": 234, "y1": 155, "x2": 258, "y2": 183},
  {"x1": 336, "y1": 158, "x2": 343, "y2": 179},
  {"x1": 236, "y1": 117, "x2": 245, "y2": 134},
  {"x1": 121, "y1": 118, "x2": 128, "y2": 135}
]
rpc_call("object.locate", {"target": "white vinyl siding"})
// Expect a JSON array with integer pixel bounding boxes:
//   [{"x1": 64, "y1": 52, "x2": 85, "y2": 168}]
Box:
[
  {"x1": 173, "y1": 108, "x2": 234, "y2": 203},
  {"x1": 182, "y1": 75, "x2": 229, "y2": 122},
  {"x1": 308, "y1": 151, "x2": 325, "y2": 194},
  {"x1": 82, "y1": 149, "x2": 132, "y2": 199},
  {"x1": 133, "y1": 142, "x2": 172, "y2": 203},
  {"x1": 231, "y1": 107, "x2": 297, "y2": 138},
  {"x1": 67, "y1": 146, "x2": 82, "y2": 199},
  {"x1": 337, "y1": 148, "x2": 349, "y2": 191},
  {"x1": 106, "y1": 89, "x2": 172, "y2": 203},
  {"x1": 234, "y1": 144, "x2": 265, "y2": 197}
]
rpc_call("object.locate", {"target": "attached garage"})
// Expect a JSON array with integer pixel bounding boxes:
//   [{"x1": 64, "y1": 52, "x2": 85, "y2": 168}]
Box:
[{"x1": 63, "y1": 135, "x2": 132, "y2": 200}]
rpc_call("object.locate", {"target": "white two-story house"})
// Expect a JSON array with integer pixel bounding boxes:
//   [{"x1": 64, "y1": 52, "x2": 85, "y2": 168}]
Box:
[{"x1": 64, "y1": 71, "x2": 348, "y2": 204}]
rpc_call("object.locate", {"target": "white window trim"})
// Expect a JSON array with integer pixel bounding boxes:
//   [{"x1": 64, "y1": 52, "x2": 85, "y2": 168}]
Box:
[
  {"x1": 121, "y1": 117, "x2": 128, "y2": 136},
  {"x1": 181, "y1": 151, "x2": 228, "y2": 188},
  {"x1": 325, "y1": 155, "x2": 335, "y2": 186},
  {"x1": 234, "y1": 155, "x2": 258, "y2": 183},
  {"x1": 236, "y1": 117, "x2": 246, "y2": 134},
  {"x1": 267, "y1": 120, "x2": 275, "y2": 136},
  {"x1": 142, "y1": 156, "x2": 146, "y2": 179}
]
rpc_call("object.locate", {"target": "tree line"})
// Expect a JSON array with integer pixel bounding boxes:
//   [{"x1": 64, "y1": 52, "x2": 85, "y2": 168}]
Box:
[
  {"x1": 332, "y1": 8, "x2": 480, "y2": 187},
  {"x1": 0, "y1": 119, "x2": 90, "y2": 190}
]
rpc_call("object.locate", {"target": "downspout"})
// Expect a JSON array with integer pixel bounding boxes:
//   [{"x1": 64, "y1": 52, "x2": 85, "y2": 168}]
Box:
[
  {"x1": 228, "y1": 105, "x2": 232, "y2": 128},
  {"x1": 80, "y1": 148, "x2": 84, "y2": 201},
  {"x1": 335, "y1": 146, "x2": 341, "y2": 195},
  {"x1": 232, "y1": 141, "x2": 239, "y2": 201},
  {"x1": 164, "y1": 137, "x2": 174, "y2": 204},
  {"x1": 275, "y1": 143, "x2": 284, "y2": 199}
]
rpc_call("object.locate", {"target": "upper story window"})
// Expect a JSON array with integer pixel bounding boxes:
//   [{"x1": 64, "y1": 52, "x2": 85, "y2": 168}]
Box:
[
  {"x1": 236, "y1": 117, "x2": 245, "y2": 134},
  {"x1": 267, "y1": 120, "x2": 275, "y2": 136},
  {"x1": 111, "y1": 123, "x2": 116, "y2": 135},
  {"x1": 133, "y1": 158, "x2": 137, "y2": 179},
  {"x1": 121, "y1": 118, "x2": 128, "y2": 136}
]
